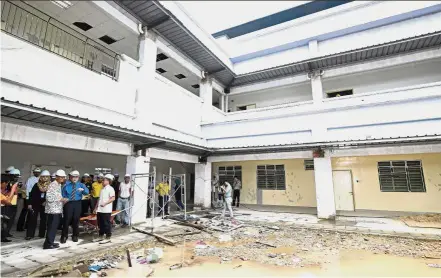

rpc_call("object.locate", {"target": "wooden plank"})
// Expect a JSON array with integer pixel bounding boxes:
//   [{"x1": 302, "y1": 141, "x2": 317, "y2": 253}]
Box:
[{"x1": 132, "y1": 227, "x2": 177, "y2": 246}]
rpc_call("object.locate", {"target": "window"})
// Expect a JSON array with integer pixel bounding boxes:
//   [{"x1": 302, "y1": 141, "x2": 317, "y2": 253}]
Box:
[
  {"x1": 175, "y1": 74, "x2": 186, "y2": 79},
  {"x1": 73, "y1": 22, "x2": 93, "y2": 31},
  {"x1": 98, "y1": 35, "x2": 117, "y2": 45},
  {"x1": 304, "y1": 159, "x2": 314, "y2": 170},
  {"x1": 377, "y1": 161, "x2": 426, "y2": 192},
  {"x1": 191, "y1": 84, "x2": 200, "y2": 89},
  {"x1": 218, "y1": 166, "x2": 242, "y2": 185},
  {"x1": 257, "y1": 165, "x2": 286, "y2": 190},
  {"x1": 156, "y1": 53, "x2": 168, "y2": 62},
  {"x1": 326, "y1": 89, "x2": 353, "y2": 98},
  {"x1": 237, "y1": 104, "x2": 256, "y2": 111},
  {"x1": 156, "y1": 68, "x2": 167, "y2": 74}
]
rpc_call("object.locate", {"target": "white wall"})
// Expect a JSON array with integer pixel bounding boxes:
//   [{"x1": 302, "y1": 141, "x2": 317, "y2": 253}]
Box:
[{"x1": 228, "y1": 82, "x2": 312, "y2": 112}]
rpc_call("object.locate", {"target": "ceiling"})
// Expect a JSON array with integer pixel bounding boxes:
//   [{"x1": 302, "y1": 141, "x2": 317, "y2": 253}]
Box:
[{"x1": 23, "y1": 0, "x2": 139, "y2": 59}]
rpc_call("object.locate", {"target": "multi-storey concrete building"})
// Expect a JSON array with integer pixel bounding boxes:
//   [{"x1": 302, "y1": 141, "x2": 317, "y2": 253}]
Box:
[{"x1": 1, "y1": 1, "x2": 440, "y2": 223}]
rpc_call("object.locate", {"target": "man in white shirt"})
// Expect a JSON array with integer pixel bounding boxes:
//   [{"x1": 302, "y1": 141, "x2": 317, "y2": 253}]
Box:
[
  {"x1": 94, "y1": 174, "x2": 115, "y2": 241},
  {"x1": 221, "y1": 182, "x2": 234, "y2": 219},
  {"x1": 17, "y1": 168, "x2": 41, "y2": 231},
  {"x1": 116, "y1": 174, "x2": 131, "y2": 227}
]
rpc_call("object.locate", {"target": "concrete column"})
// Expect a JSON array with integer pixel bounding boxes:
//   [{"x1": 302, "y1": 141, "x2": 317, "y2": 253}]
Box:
[
  {"x1": 126, "y1": 152, "x2": 150, "y2": 224},
  {"x1": 135, "y1": 30, "x2": 157, "y2": 124},
  {"x1": 194, "y1": 162, "x2": 212, "y2": 209},
  {"x1": 313, "y1": 153, "x2": 336, "y2": 219},
  {"x1": 200, "y1": 77, "x2": 213, "y2": 121},
  {"x1": 220, "y1": 94, "x2": 225, "y2": 111},
  {"x1": 225, "y1": 95, "x2": 229, "y2": 112},
  {"x1": 311, "y1": 75, "x2": 324, "y2": 105}
]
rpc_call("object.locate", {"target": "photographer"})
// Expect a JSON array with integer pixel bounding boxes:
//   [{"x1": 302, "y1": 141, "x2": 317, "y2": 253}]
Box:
[
  {"x1": 3, "y1": 168, "x2": 21, "y2": 239},
  {"x1": 1, "y1": 173, "x2": 19, "y2": 242}
]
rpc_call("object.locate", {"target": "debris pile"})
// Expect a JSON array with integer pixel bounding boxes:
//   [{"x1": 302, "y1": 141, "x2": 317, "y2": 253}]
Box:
[{"x1": 203, "y1": 216, "x2": 244, "y2": 232}]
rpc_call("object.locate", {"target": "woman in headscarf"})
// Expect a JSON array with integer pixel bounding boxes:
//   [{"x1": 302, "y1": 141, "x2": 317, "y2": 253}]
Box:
[{"x1": 25, "y1": 170, "x2": 50, "y2": 240}]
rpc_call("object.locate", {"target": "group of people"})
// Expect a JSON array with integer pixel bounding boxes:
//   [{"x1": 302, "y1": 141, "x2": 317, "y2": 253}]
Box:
[
  {"x1": 212, "y1": 175, "x2": 242, "y2": 219},
  {"x1": 1, "y1": 166, "x2": 133, "y2": 249}
]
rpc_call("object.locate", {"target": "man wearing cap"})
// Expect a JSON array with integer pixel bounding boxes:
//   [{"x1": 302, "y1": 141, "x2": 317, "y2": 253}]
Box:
[
  {"x1": 16, "y1": 168, "x2": 41, "y2": 231},
  {"x1": 81, "y1": 173, "x2": 93, "y2": 217},
  {"x1": 44, "y1": 169, "x2": 68, "y2": 249},
  {"x1": 91, "y1": 174, "x2": 104, "y2": 213},
  {"x1": 94, "y1": 174, "x2": 115, "y2": 242},
  {"x1": 116, "y1": 174, "x2": 131, "y2": 227},
  {"x1": 111, "y1": 174, "x2": 120, "y2": 211},
  {"x1": 60, "y1": 170, "x2": 89, "y2": 243}
]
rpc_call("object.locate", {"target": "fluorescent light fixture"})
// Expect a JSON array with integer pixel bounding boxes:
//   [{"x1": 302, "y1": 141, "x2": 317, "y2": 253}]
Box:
[{"x1": 51, "y1": 1, "x2": 73, "y2": 9}]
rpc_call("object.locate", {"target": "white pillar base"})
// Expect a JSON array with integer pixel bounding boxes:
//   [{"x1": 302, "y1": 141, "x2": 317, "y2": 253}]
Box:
[
  {"x1": 314, "y1": 156, "x2": 336, "y2": 219},
  {"x1": 194, "y1": 162, "x2": 212, "y2": 209},
  {"x1": 126, "y1": 154, "x2": 150, "y2": 225}
]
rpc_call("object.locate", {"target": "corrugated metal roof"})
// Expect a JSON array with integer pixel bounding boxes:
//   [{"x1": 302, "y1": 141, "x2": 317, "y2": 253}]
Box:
[
  {"x1": 232, "y1": 31, "x2": 441, "y2": 87},
  {"x1": 0, "y1": 98, "x2": 208, "y2": 155}
]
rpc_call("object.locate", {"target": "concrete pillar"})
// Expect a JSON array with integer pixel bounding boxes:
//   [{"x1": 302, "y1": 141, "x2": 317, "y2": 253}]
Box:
[
  {"x1": 311, "y1": 75, "x2": 324, "y2": 105},
  {"x1": 135, "y1": 30, "x2": 157, "y2": 124},
  {"x1": 225, "y1": 95, "x2": 229, "y2": 112},
  {"x1": 126, "y1": 152, "x2": 150, "y2": 224},
  {"x1": 194, "y1": 162, "x2": 212, "y2": 209},
  {"x1": 220, "y1": 94, "x2": 225, "y2": 111},
  {"x1": 313, "y1": 153, "x2": 336, "y2": 219},
  {"x1": 200, "y1": 77, "x2": 213, "y2": 121}
]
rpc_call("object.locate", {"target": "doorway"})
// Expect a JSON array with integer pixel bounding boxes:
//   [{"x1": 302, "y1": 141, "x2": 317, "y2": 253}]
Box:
[{"x1": 332, "y1": 170, "x2": 355, "y2": 211}]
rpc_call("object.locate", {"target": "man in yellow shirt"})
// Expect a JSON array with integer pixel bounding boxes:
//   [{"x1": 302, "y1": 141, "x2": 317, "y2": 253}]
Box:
[
  {"x1": 90, "y1": 173, "x2": 104, "y2": 213},
  {"x1": 155, "y1": 178, "x2": 170, "y2": 217}
]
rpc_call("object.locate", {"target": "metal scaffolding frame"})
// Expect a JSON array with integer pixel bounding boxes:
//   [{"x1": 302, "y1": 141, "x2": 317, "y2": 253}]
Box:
[{"x1": 156, "y1": 173, "x2": 187, "y2": 220}]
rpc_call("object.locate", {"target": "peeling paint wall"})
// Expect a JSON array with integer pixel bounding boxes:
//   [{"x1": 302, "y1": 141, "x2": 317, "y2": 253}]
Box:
[
  {"x1": 213, "y1": 159, "x2": 316, "y2": 207},
  {"x1": 332, "y1": 153, "x2": 441, "y2": 213}
]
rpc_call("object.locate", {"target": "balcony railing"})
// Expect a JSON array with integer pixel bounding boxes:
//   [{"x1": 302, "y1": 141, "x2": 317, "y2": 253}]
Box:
[{"x1": 1, "y1": 1, "x2": 119, "y2": 80}]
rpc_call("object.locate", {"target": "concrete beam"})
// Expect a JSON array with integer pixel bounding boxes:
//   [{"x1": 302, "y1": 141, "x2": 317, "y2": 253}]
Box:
[
  {"x1": 330, "y1": 143, "x2": 441, "y2": 157},
  {"x1": 147, "y1": 148, "x2": 199, "y2": 164},
  {"x1": 91, "y1": 1, "x2": 140, "y2": 35},
  {"x1": 230, "y1": 74, "x2": 309, "y2": 95},
  {"x1": 1, "y1": 120, "x2": 132, "y2": 156},
  {"x1": 208, "y1": 150, "x2": 312, "y2": 162}
]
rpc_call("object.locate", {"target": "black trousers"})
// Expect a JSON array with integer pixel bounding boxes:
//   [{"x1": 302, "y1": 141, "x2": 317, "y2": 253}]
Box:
[
  {"x1": 90, "y1": 197, "x2": 99, "y2": 212},
  {"x1": 147, "y1": 199, "x2": 151, "y2": 218},
  {"x1": 44, "y1": 213, "x2": 60, "y2": 247},
  {"x1": 1, "y1": 206, "x2": 9, "y2": 240},
  {"x1": 97, "y1": 212, "x2": 111, "y2": 237},
  {"x1": 16, "y1": 199, "x2": 29, "y2": 231},
  {"x1": 5, "y1": 205, "x2": 17, "y2": 235},
  {"x1": 26, "y1": 209, "x2": 47, "y2": 238},
  {"x1": 61, "y1": 201, "x2": 81, "y2": 239},
  {"x1": 81, "y1": 199, "x2": 90, "y2": 217},
  {"x1": 157, "y1": 195, "x2": 169, "y2": 215},
  {"x1": 232, "y1": 189, "x2": 240, "y2": 207}
]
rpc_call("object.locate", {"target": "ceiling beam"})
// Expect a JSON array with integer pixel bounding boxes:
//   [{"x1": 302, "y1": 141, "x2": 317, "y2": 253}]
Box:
[{"x1": 133, "y1": 141, "x2": 166, "y2": 152}]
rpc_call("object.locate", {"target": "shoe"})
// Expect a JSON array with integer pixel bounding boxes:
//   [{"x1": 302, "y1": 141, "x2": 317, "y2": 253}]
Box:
[
  {"x1": 6, "y1": 233, "x2": 13, "y2": 237},
  {"x1": 1, "y1": 238, "x2": 12, "y2": 242},
  {"x1": 105, "y1": 235, "x2": 111, "y2": 240},
  {"x1": 121, "y1": 224, "x2": 127, "y2": 228},
  {"x1": 38, "y1": 235, "x2": 45, "y2": 238},
  {"x1": 165, "y1": 213, "x2": 170, "y2": 216},
  {"x1": 25, "y1": 237, "x2": 33, "y2": 240},
  {"x1": 115, "y1": 220, "x2": 121, "y2": 225},
  {"x1": 43, "y1": 245, "x2": 59, "y2": 250},
  {"x1": 53, "y1": 243, "x2": 60, "y2": 247},
  {"x1": 72, "y1": 236, "x2": 78, "y2": 242},
  {"x1": 60, "y1": 237, "x2": 67, "y2": 244}
]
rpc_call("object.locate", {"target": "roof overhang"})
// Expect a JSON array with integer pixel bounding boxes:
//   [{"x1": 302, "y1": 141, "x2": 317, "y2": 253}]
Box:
[{"x1": 0, "y1": 98, "x2": 209, "y2": 156}]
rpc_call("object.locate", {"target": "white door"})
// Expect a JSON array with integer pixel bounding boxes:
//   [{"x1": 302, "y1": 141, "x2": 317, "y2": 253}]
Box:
[{"x1": 332, "y1": 170, "x2": 354, "y2": 211}]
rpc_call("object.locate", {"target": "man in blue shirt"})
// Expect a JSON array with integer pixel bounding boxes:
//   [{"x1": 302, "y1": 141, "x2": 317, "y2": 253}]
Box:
[{"x1": 60, "y1": 170, "x2": 89, "y2": 243}]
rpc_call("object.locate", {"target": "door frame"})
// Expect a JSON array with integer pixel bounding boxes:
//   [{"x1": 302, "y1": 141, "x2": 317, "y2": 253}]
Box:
[{"x1": 332, "y1": 169, "x2": 356, "y2": 211}]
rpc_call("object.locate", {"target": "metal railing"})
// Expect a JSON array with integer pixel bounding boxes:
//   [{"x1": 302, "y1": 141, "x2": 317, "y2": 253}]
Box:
[{"x1": 1, "y1": 1, "x2": 119, "y2": 80}]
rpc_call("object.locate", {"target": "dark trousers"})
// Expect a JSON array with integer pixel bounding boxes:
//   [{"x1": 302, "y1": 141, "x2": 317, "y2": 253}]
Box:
[
  {"x1": 1, "y1": 207, "x2": 9, "y2": 240},
  {"x1": 61, "y1": 201, "x2": 81, "y2": 239},
  {"x1": 176, "y1": 198, "x2": 184, "y2": 210},
  {"x1": 90, "y1": 197, "x2": 99, "y2": 212},
  {"x1": 232, "y1": 189, "x2": 240, "y2": 207},
  {"x1": 81, "y1": 199, "x2": 90, "y2": 217},
  {"x1": 5, "y1": 205, "x2": 17, "y2": 235},
  {"x1": 97, "y1": 213, "x2": 111, "y2": 237},
  {"x1": 16, "y1": 199, "x2": 29, "y2": 231},
  {"x1": 26, "y1": 209, "x2": 47, "y2": 238},
  {"x1": 147, "y1": 199, "x2": 151, "y2": 218},
  {"x1": 44, "y1": 213, "x2": 60, "y2": 247},
  {"x1": 158, "y1": 195, "x2": 169, "y2": 215}
]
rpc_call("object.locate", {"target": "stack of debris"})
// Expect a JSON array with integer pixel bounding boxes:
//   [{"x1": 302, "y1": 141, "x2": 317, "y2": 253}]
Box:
[
  {"x1": 203, "y1": 216, "x2": 244, "y2": 232},
  {"x1": 167, "y1": 214, "x2": 200, "y2": 222}
]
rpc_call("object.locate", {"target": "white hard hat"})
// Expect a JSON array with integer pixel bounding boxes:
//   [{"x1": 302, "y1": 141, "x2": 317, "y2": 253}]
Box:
[
  {"x1": 33, "y1": 168, "x2": 42, "y2": 173},
  {"x1": 104, "y1": 174, "x2": 114, "y2": 181},
  {"x1": 69, "y1": 170, "x2": 80, "y2": 177},
  {"x1": 124, "y1": 174, "x2": 130, "y2": 178},
  {"x1": 83, "y1": 173, "x2": 90, "y2": 177},
  {"x1": 98, "y1": 173, "x2": 104, "y2": 178},
  {"x1": 41, "y1": 170, "x2": 50, "y2": 176},
  {"x1": 10, "y1": 169, "x2": 21, "y2": 176},
  {"x1": 6, "y1": 166, "x2": 15, "y2": 172},
  {"x1": 55, "y1": 169, "x2": 66, "y2": 177}
]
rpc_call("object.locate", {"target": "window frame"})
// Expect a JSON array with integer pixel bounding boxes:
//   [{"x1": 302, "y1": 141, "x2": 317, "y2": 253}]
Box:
[
  {"x1": 257, "y1": 164, "x2": 286, "y2": 190},
  {"x1": 377, "y1": 160, "x2": 426, "y2": 193},
  {"x1": 218, "y1": 166, "x2": 242, "y2": 186}
]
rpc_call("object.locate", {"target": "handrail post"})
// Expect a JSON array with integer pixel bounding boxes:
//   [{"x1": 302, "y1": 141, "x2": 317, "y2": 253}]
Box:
[{"x1": 42, "y1": 17, "x2": 51, "y2": 48}]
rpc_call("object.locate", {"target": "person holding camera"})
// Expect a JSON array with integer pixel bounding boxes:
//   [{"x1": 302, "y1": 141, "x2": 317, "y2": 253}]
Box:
[
  {"x1": 220, "y1": 181, "x2": 234, "y2": 219},
  {"x1": 3, "y1": 168, "x2": 21, "y2": 239},
  {"x1": 26, "y1": 170, "x2": 51, "y2": 240},
  {"x1": 1, "y1": 174, "x2": 19, "y2": 242}
]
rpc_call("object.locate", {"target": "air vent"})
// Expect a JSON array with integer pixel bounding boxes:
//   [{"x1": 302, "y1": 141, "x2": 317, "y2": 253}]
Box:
[
  {"x1": 156, "y1": 68, "x2": 166, "y2": 74},
  {"x1": 156, "y1": 53, "x2": 168, "y2": 62},
  {"x1": 304, "y1": 159, "x2": 314, "y2": 170},
  {"x1": 191, "y1": 84, "x2": 200, "y2": 89},
  {"x1": 99, "y1": 35, "x2": 116, "y2": 45},
  {"x1": 175, "y1": 74, "x2": 186, "y2": 79},
  {"x1": 73, "y1": 22, "x2": 93, "y2": 31}
]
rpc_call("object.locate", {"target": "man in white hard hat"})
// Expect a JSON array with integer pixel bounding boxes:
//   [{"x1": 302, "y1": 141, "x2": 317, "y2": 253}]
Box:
[
  {"x1": 111, "y1": 174, "x2": 120, "y2": 211},
  {"x1": 116, "y1": 174, "x2": 131, "y2": 227},
  {"x1": 60, "y1": 170, "x2": 89, "y2": 243},
  {"x1": 44, "y1": 169, "x2": 68, "y2": 249},
  {"x1": 17, "y1": 168, "x2": 41, "y2": 231},
  {"x1": 94, "y1": 174, "x2": 115, "y2": 242}
]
